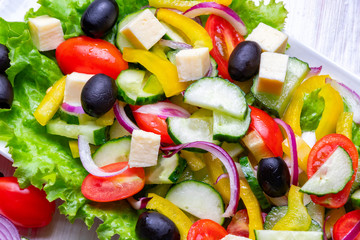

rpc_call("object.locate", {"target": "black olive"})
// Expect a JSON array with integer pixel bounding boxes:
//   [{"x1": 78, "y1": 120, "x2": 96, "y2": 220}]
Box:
[
  {"x1": 0, "y1": 74, "x2": 14, "y2": 109},
  {"x1": 228, "y1": 41, "x2": 261, "y2": 82},
  {"x1": 81, "y1": 0, "x2": 119, "y2": 38},
  {"x1": 257, "y1": 157, "x2": 290, "y2": 198},
  {"x1": 0, "y1": 44, "x2": 10, "y2": 73},
  {"x1": 0, "y1": 172, "x2": 3, "y2": 177},
  {"x1": 136, "y1": 212, "x2": 180, "y2": 240},
  {"x1": 81, "y1": 74, "x2": 117, "y2": 117}
]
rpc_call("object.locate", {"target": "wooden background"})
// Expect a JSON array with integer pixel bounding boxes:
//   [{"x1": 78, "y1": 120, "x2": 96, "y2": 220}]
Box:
[{"x1": 0, "y1": 0, "x2": 359, "y2": 239}]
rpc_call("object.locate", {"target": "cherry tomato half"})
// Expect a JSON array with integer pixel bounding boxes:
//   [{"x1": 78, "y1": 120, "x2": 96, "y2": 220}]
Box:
[
  {"x1": 227, "y1": 209, "x2": 267, "y2": 238},
  {"x1": 307, "y1": 134, "x2": 358, "y2": 208},
  {"x1": 249, "y1": 106, "x2": 283, "y2": 157},
  {"x1": 56, "y1": 36, "x2": 128, "y2": 79},
  {"x1": 333, "y1": 210, "x2": 360, "y2": 240},
  {"x1": 130, "y1": 105, "x2": 174, "y2": 144},
  {"x1": 0, "y1": 177, "x2": 55, "y2": 228},
  {"x1": 187, "y1": 219, "x2": 228, "y2": 240},
  {"x1": 205, "y1": 15, "x2": 244, "y2": 81},
  {"x1": 81, "y1": 162, "x2": 145, "y2": 202}
]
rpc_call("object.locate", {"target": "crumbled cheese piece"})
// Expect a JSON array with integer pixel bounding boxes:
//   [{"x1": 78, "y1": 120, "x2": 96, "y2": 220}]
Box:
[
  {"x1": 176, "y1": 47, "x2": 211, "y2": 82},
  {"x1": 120, "y1": 9, "x2": 167, "y2": 50},
  {"x1": 246, "y1": 22, "x2": 288, "y2": 53},
  {"x1": 63, "y1": 72, "x2": 94, "y2": 106},
  {"x1": 221, "y1": 234, "x2": 251, "y2": 240},
  {"x1": 128, "y1": 129, "x2": 160, "y2": 168},
  {"x1": 257, "y1": 52, "x2": 289, "y2": 96},
  {"x1": 28, "y1": 15, "x2": 65, "y2": 51}
]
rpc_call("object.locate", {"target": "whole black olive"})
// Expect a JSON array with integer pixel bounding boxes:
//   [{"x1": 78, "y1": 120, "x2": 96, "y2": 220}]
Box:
[
  {"x1": 228, "y1": 41, "x2": 261, "y2": 82},
  {"x1": 81, "y1": 73, "x2": 117, "y2": 117},
  {"x1": 81, "y1": 0, "x2": 119, "y2": 38},
  {"x1": 257, "y1": 157, "x2": 290, "y2": 197},
  {"x1": 136, "y1": 211, "x2": 180, "y2": 240},
  {"x1": 0, "y1": 44, "x2": 10, "y2": 73},
  {"x1": 0, "y1": 172, "x2": 4, "y2": 177},
  {"x1": 0, "y1": 74, "x2": 14, "y2": 109}
]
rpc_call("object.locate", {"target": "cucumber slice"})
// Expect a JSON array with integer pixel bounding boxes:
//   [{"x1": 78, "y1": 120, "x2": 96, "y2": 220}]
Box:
[
  {"x1": 92, "y1": 136, "x2": 131, "y2": 167},
  {"x1": 165, "y1": 180, "x2": 224, "y2": 224},
  {"x1": 301, "y1": 146, "x2": 354, "y2": 195},
  {"x1": 351, "y1": 165, "x2": 360, "y2": 193},
  {"x1": 239, "y1": 156, "x2": 271, "y2": 210},
  {"x1": 116, "y1": 8, "x2": 156, "y2": 52},
  {"x1": 254, "y1": 230, "x2": 323, "y2": 240},
  {"x1": 251, "y1": 57, "x2": 310, "y2": 117},
  {"x1": 116, "y1": 69, "x2": 165, "y2": 105},
  {"x1": 161, "y1": 21, "x2": 187, "y2": 43},
  {"x1": 58, "y1": 107, "x2": 95, "y2": 125},
  {"x1": 213, "y1": 106, "x2": 251, "y2": 143},
  {"x1": 351, "y1": 189, "x2": 360, "y2": 209},
  {"x1": 221, "y1": 142, "x2": 244, "y2": 159},
  {"x1": 146, "y1": 153, "x2": 187, "y2": 184},
  {"x1": 46, "y1": 119, "x2": 108, "y2": 145},
  {"x1": 109, "y1": 120, "x2": 130, "y2": 139},
  {"x1": 184, "y1": 77, "x2": 248, "y2": 119}
]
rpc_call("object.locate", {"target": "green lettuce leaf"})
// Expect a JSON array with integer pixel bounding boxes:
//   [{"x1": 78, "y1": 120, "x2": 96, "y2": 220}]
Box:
[
  {"x1": 300, "y1": 89, "x2": 325, "y2": 132},
  {"x1": 230, "y1": 0, "x2": 288, "y2": 34}
]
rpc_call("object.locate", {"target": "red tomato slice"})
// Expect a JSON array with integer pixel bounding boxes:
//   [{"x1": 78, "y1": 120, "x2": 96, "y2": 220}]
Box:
[
  {"x1": 307, "y1": 134, "x2": 359, "y2": 208},
  {"x1": 56, "y1": 36, "x2": 128, "y2": 79},
  {"x1": 333, "y1": 210, "x2": 360, "y2": 240},
  {"x1": 130, "y1": 105, "x2": 174, "y2": 144},
  {"x1": 249, "y1": 106, "x2": 283, "y2": 157},
  {"x1": 187, "y1": 219, "x2": 228, "y2": 240},
  {"x1": 81, "y1": 162, "x2": 145, "y2": 202},
  {"x1": 0, "y1": 177, "x2": 55, "y2": 228},
  {"x1": 227, "y1": 209, "x2": 267, "y2": 238},
  {"x1": 205, "y1": 15, "x2": 244, "y2": 81}
]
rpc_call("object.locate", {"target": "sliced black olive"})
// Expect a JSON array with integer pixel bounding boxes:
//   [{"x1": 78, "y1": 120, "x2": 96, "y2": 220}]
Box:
[
  {"x1": 228, "y1": 41, "x2": 261, "y2": 82},
  {"x1": 0, "y1": 74, "x2": 14, "y2": 109},
  {"x1": 257, "y1": 156, "x2": 290, "y2": 198},
  {"x1": 0, "y1": 44, "x2": 10, "y2": 73},
  {"x1": 136, "y1": 211, "x2": 180, "y2": 240},
  {"x1": 81, "y1": 0, "x2": 119, "y2": 38},
  {"x1": 81, "y1": 73, "x2": 117, "y2": 117}
]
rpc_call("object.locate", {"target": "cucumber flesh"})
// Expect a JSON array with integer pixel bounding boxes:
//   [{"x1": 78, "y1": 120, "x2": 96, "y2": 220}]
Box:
[
  {"x1": 251, "y1": 57, "x2": 310, "y2": 117},
  {"x1": 92, "y1": 136, "x2": 131, "y2": 167},
  {"x1": 213, "y1": 106, "x2": 251, "y2": 143},
  {"x1": 301, "y1": 146, "x2": 354, "y2": 195},
  {"x1": 58, "y1": 107, "x2": 95, "y2": 125},
  {"x1": 109, "y1": 120, "x2": 130, "y2": 139},
  {"x1": 239, "y1": 156, "x2": 271, "y2": 210},
  {"x1": 145, "y1": 153, "x2": 187, "y2": 184},
  {"x1": 161, "y1": 21, "x2": 187, "y2": 43},
  {"x1": 46, "y1": 118, "x2": 108, "y2": 145},
  {"x1": 184, "y1": 77, "x2": 248, "y2": 119},
  {"x1": 351, "y1": 189, "x2": 360, "y2": 209},
  {"x1": 166, "y1": 180, "x2": 225, "y2": 224},
  {"x1": 220, "y1": 142, "x2": 244, "y2": 159},
  {"x1": 254, "y1": 230, "x2": 323, "y2": 240}
]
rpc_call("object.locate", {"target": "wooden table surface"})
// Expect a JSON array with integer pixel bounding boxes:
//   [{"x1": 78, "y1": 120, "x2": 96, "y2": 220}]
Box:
[{"x1": 0, "y1": 0, "x2": 359, "y2": 239}]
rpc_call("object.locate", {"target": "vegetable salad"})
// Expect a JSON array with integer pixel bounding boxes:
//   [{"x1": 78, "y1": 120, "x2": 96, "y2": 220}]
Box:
[{"x1": 1, "y1": 0, "x2": 360, "y2": 240}]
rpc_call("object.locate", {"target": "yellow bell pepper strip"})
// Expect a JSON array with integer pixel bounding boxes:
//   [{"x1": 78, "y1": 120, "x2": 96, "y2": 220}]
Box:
[
  {"x1": 283, "y1": 75, "x2": 343, "y2": 140},
  {"x1": 272, "y1": 185, "x2": 312, "y2": 231},
  {"x1": 123, "y1": 48, "x2": 188, "y2": 97},
  {"x1": 34, "y1": 76, "x2": 66, "y2": 126},
  {"x1": 157, "y1": 9, "x2": 213, "y2": 50},
  {"x1": 180, "y1": 150, "x2": 206, "y2": 171},
  {"x1": 282, "y1": 135, "x2": 311, "y2": 173},
  {"x1": 240, "y1": 179, "x2": 263, "y2": 240},
  {"x1": 149, "y1": 0, "x2": 232, "y2": 12},
  {"x1": 336, "y1": 112, "x2": 354, "y2": 139},
  {"x1": 204, "y1": 153, "x2": 231, "y2": 204},
  {"x1": 69, "y1": 140, "x2": 97, "y2": 158},
  {"x1": 146, "y1": 193, "x2": 193, "y2": 240},
  {"x1": 95, "y1": 109, "x2": 115, "y2": 126},
  {"x1": 150, "y1": 43, "x2": 168, "y2": 60}
]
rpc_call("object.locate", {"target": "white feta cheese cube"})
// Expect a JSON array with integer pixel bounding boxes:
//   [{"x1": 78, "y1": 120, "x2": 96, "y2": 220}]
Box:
[
  {"x1": 120, "y1": 9, "x2": 167, "y2": 50},
  {"x1": 176, "y1": 47, "x2": 211, "y2": 82},
  {"x1": 221, "y1": 234, "x2": 251, "y2": 240},
  {"x1": 246, "y1": 22, "x2": 288, "y2": 53},
  {"x1": 128, "y1": 129, "x2": 161, "y2": 168},
  {"x1": 28, "y1": 15, "x2": 65, "y2": 51},
  {"x1": 257, "y1": 52, "x2": 289, "y2": 96},
  {"x1": 63, "y1": 72, "x2": 94, "y2": 106}
]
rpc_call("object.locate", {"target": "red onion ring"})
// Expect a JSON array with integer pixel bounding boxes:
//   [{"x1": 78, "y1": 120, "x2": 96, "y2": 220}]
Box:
[
  {"x1": 274, "y1": 118, "x2": 299, "y2": 186},
  {"x1": 183, "y1": 2, "x2": 247, "y2": 36},
  {"x1": 215, "y1": 173, "x2": 229, "y2": 185},
  {"x1": 113, "y1": 101, "x2": 139, "y2": 134},
  {"x1": 78, "y1": 135, "x2": 129, "y2": 177},
  {"x1": 127, "y1": 197, "x2": 152, "y2": 210},
  {"x1": 323, "y1": 215, "x2": 331, "y2": 240},
  {"x1": 134, "y1": 102, "x2": 190, "y2": 119},
  {"x1": 306, "y1": 66, "x2": 322, "y2": 79},
  {"x1": 61, "y1": 102, "x2": 85, "y2": 114},
  {"x1": 343, "y1": 218, "x2": 360, "y2": 240},
  {"x1": 0, "y1": 215, "x2": 20, "y2": 240},
  {"x1": 159, "y1": 39, "x2": 193, "y2": 49},
  {"x1": 162, "y1": 141, "x2": 239, "y2": 217}
]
